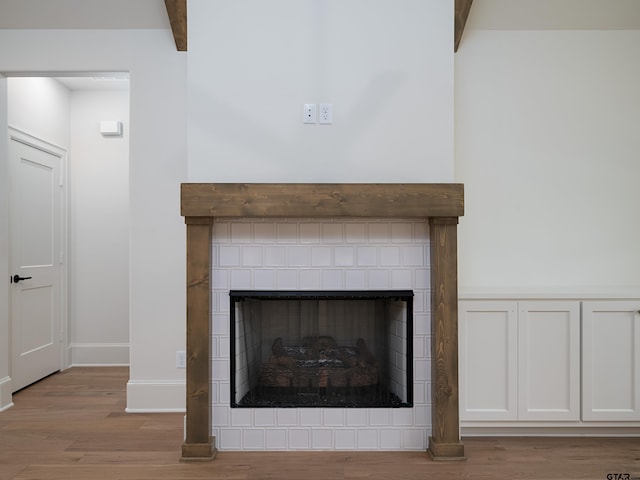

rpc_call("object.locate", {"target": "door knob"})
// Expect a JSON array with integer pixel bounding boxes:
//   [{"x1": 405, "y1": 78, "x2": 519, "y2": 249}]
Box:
[{"x1": 12, "y1": 274, "x2": 32, "y2": 283}]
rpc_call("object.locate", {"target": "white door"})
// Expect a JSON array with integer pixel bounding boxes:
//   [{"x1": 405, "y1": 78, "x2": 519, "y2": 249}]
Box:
[
  {"x1": 9, "y1": 133, "x2": 64, "y2": 392},
  {"x1": 459, "y1": 300, "x2": 519, "y2": 421},
  {"x1": 517, "y1": 301, "x2": 580, "y2": 421},
  {"x1": 582, "y1": 300, "x2": 640, "y2": 421}
]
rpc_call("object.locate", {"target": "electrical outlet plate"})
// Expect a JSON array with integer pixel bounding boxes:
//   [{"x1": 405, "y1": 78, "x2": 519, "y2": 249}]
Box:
[
  {"x1": 176, "y1": 350, "x2": 186, "y2": 368},
  {"x1": 319, "y1": 103, "x2": 333, "y2": 124},
  {"x1": 303, "y1": 103, "x2": 316, "y2": 124}
]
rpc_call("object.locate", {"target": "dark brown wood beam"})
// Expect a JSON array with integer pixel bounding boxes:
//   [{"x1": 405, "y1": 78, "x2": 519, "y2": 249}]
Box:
[
  {"x1": 165, "y1": 0, "x2": 187, "y2": 51},
  {"x1": 455, "y1": 0, "x2": 473, "y2": 52},
  {"x1": 428, "y1": 216, "x2": 465, "y2": 460},
  {"x1": 181, "y1": 183, "x2": 464, "y2": 218},
  {"x1": 181, "y1": 217, "x2": 216, "y2": 461}
]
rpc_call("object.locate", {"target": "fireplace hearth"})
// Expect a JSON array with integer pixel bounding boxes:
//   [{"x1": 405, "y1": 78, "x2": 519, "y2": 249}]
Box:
[{"x1": 230, "y1": 290, "x2": 413, "y2": 408}]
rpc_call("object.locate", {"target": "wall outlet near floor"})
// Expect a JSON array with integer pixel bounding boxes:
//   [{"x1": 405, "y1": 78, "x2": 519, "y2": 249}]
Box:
[{"x1": 176, "y1": 350, "x2": 186, "y2": 368}]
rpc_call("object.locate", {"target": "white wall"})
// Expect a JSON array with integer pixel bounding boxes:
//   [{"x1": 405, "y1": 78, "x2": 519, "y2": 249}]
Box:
[
  {"x1": 0, "y1": 29, "x2": 188, "y2": 411},
  {"x1": 69, "y1": 89, "x2": 130, "y2": 365},
  {"x1": 7, "y1": 77, "x2": 70, "y2": 146},
  {"x1": 187, "y1": 0, "x2": 454, "y2": 182},
  {"x1": 455, "y1": 29, "x2": 640, "y2": 296}
]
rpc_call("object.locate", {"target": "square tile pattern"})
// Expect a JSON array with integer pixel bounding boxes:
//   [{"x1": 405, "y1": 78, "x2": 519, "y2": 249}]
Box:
[{"x1": 212, "y1": 218, "x2": 431, "y2": 450}]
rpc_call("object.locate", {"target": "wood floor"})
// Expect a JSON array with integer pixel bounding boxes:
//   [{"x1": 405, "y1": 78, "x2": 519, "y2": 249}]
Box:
[{"x1": 1, "y1": 368, "x2": 639, "y2": 480}]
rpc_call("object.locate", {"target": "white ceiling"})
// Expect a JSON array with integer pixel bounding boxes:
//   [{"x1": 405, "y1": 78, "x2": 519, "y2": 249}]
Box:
[
  {"x1": 0, "y1": 0, "x2": 169, "y2": 30},
  {"x1": 467, "y1": 0, "x2": 640, "y2": 30},
  {"x1": 1, "y1": 0, "x2": 639, "y2": 36}
]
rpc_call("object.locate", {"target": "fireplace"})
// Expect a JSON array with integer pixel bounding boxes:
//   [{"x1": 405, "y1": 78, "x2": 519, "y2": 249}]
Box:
[
  {"x1": 230, "y1": 290, "x2": 413, "y2": 408},
  {"x1": 180, "y1": 183, "x2": 464, "y2": 461}
]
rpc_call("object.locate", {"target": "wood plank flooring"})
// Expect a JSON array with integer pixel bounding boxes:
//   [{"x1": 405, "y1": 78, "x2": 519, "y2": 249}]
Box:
[{"x1": 1, "y1": 367, "x2": 639, "y2": 479}]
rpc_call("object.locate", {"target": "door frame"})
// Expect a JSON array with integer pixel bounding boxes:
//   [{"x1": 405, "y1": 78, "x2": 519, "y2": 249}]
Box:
[{"x1": 8, "y1": 126, "x2": 69, "y2": 380}]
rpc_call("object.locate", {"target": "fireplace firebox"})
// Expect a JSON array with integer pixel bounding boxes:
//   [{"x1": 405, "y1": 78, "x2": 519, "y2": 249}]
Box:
[{"x1": 230, "y1": 290, "x2": 413, "y2": 408}]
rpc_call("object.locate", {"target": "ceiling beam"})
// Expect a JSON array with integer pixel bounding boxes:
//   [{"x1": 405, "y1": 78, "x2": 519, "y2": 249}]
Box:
[
  {"x1": 165, "y1": 0, "x2": 187, "y2": 51},
  {"x1": 455, "y1": 0, "x2": 473, "y2": 52}
]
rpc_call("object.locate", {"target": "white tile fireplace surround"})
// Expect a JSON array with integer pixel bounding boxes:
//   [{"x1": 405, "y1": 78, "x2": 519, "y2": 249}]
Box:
[
  {"x1": 211, "y1": 217, "x2": 431, "y2": 451},
  {"x1": 180, "y1": 183, "x2": 464, "y2": 462}
]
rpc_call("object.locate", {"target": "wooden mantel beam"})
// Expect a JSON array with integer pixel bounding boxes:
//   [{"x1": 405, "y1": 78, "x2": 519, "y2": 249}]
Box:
[
  {"x1": 455, "y1": 0, "x2": 474, "y2": 52},
  {"x1": 181, "y1": 183, "x2": 464, "y2": 218},
  {"x1": 165, "y1": 0, "x2": 187, "y2": 51}
]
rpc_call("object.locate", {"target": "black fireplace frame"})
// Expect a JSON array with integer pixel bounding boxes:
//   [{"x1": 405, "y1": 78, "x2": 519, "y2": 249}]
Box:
[{"x1": 229, "y1": 290, "x2": 414, "y2": 408}]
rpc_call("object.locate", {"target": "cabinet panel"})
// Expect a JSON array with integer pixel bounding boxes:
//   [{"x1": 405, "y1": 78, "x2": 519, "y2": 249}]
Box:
[
  {"x1": 518, "y1": 301, "x2": 580, "y2": 421},
  {"x1": 459, "y1": 301, "x2": 518, "y2": 421},
  {"x1": 582, "y1": 301, "x2": 640, "y2": 421}
]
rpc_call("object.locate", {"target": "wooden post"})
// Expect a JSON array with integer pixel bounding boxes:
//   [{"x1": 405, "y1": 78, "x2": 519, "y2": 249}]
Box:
[
  {"x1": 164, "y1": 0, "x2": 187, "y2": 51},
  {"x1": 181, "y1": 217, "x2": 216, "y2": 461},
  {"x1": 454, "y1": 0, "x2": 474, "y2": 52},
  {"x1": 427, "y1": 217, "x2": 465, "y2": 461}
]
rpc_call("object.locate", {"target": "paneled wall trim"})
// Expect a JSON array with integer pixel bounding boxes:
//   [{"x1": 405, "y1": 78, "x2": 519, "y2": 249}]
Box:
[{"x1": 180, "y1": 183, "x2": 465, "y2": 462}]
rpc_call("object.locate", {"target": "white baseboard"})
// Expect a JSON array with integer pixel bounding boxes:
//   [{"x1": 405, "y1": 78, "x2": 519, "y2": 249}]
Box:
[
  {"x1": 69, "y1": 343, "x2": 129, "y2": 366},
  {"x1": 0, "y1": 376, "x2": 13, "y2": 411},
  {"x1": 125, "y1": 379, "x2": 185, "y2": 412},
  {"x1": 462, "y1": 425, "x2": 640, "y2": 436}
]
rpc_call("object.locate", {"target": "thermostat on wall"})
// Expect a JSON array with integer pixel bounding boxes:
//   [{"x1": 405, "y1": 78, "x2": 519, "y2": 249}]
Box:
[{"x1": 99, "y1": 120, "x2": 123, "y2": 137}]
